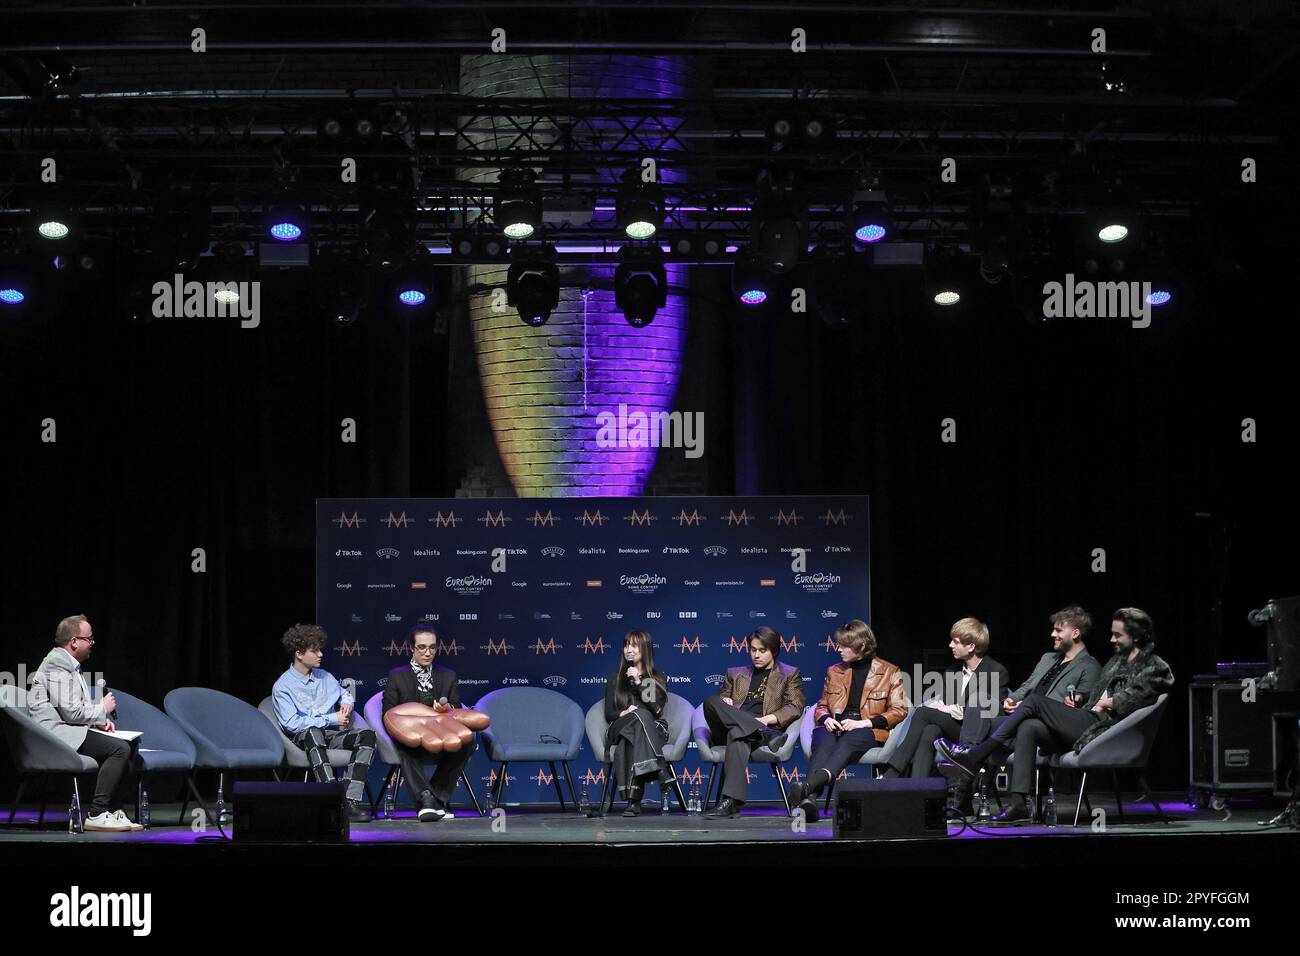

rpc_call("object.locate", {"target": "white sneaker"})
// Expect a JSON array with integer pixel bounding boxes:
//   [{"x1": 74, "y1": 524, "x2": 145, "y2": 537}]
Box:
[
  {"x1": 113, "y1": 810, "x2": 145, "y2": 831},
  {"x1": 84, "y1": 811, "x2": 131, "y2": 832},
  {"x1": 417, "y1": 805, "x2": 447, "y2": 822}
]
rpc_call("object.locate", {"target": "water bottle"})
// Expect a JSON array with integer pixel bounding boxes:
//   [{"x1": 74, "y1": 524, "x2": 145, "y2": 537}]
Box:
[
  {"x1": 68, "y1": 789, "x2": 83, "y2": 834},
  {"x1": 578, "y1": 785, "x2": 590, "y2": 815},
  {"x1": 382, "y1": 777, "x2": 396, "y2": 819},
  {"x1": 1044, "y1": 786, "x2": 1058, "y2": 827},
  {"x1": 976, "y1": 777, "x2": 991, "y2": 821},
  {"x1": 690, "y1": 786, "x2": 702, "y2": 815},
  {"x1": 215, "y1": 776, "x2": 227, "y2": 826},
  {"x1": 139, "y1": 789, "x2": 151, "y2": 829}
]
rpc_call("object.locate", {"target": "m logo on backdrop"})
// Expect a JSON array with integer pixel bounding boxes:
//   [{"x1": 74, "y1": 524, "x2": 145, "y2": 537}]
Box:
[{"x1": 317, "y1": 494, "x2": 869, "y2": 805}]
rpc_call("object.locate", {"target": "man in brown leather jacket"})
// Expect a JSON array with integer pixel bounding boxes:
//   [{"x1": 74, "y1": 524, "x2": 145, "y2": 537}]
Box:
[
  {"x1": 701, "y1": 626, "x2": 805, "y2": 818},
  {"x1": 788, "y1": 619, "x2": 908, "y2": 821}
]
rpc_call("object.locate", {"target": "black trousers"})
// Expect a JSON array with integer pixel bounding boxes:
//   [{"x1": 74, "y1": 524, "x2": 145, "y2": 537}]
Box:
[
  {"x1": 606, "y1": 707, "x2": 669, "y2": 798},
  {"x1": 292, "y1": 725, "x2": 377, "y2": 803},
  {"x1": 703, "y1": 694, "x2": 777, "y2": 801},
  {"x1": 396, "y1": 735, "x2": 477, "y2": 807},
  {"x1": 886, "y1": 707, "x2": 962, "y2": 778},
  {"x1": 976, "y1": 693, "x2": 1102, "y2": 794},
  {"x1": 76, "y1": 731, "x2": 138, "y2": 815},
  {"x1": 806, "y1": 726, "x2": 882, "y2": 794}
]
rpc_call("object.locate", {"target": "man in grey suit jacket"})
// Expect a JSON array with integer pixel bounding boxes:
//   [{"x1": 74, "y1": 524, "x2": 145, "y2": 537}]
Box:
[
  {"x1": 1002, "y1": 605, "x2": 1102, "y2": 712},
  {"x1": 27, "y1": 615, "x2": 141, "y2": 832}
]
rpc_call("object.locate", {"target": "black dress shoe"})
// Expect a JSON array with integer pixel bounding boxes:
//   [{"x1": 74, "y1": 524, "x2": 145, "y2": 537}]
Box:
[
  {"x1": 796, "y1": 797, "x2": 819, "y2": 823},
  {"x1": 933, "y1": 738, "x2": 983, "y2": 779},
  {"x1": 622, "y1": 799, "x2": 642, "y2": 817},
  {"x1": 706, "y1": 797, "x2": 743, "y2": 818},
  {"x1": 787, "y1": 782, "x2": 805, "y2": 808},
  {"x1": 765, "y1": 732, "x2": 789, "y2": 753},
  {"x1": 345, "y1": 800, "x2": 372, "y2": 823},
  {"x1": 990, "y1": 798, "x2": 1032, "y2": 824}
]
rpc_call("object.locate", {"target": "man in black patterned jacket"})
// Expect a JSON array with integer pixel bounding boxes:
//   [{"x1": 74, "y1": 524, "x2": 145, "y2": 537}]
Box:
[{"x1": 937, "y1": 607, "x2": 1174, "y2": 823}]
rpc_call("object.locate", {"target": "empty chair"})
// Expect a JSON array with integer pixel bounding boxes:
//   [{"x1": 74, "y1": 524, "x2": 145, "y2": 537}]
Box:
[
  {"x1": 585, "y1": 692, "x2": 692, "y2": 813},
  {"x1": 362, "y1": 691, "x2": 482, "y2": 816},
  {"x1": 693, "y1": 701, "x2": 802, "y2": 813},
  {"x1": 475, "y1": 687, "x2": 583, "y2": 810},
  {"x1": 112, "y1": 689, "x2": 201, "y2": 826},
  {"x1": 1, "y1": 684, "x2": 99, "y2": 827},
  {"x1": 163, "y1": 687, "x2": 285, "y2": 810}
]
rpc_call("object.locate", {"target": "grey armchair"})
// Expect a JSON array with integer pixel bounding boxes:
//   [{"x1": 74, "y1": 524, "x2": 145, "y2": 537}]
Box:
[
  {"x1": 113, "y1": 689, "x2": 202, "y2": 825},
  {"x1": 585, "y1": 693, "x2": 692, "y2": 813},
  {"x1": 798, "y1": 699, "x2": 916, "y2": 810},
  {"x1": 1, "y1": 684, "x2": 99, "y2": 827},
  {"x1": 1048, "y1": 693, "x2": 1170, "y2": 826},
  {"x1": 361, "y1": 691, "x2": 482, "y2": 816},
  {"x1": 692, "y1": 701, "x2": 803, "y2": 813}
]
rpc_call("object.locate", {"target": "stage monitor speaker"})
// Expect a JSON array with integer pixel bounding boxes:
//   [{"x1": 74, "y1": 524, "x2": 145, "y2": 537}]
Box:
[
  {"x1": 832, "y1": 777, "x2": 948, "y2": 839},
  {"x1": 232, "y1": 781, "x2": 349, "y2": 843}
]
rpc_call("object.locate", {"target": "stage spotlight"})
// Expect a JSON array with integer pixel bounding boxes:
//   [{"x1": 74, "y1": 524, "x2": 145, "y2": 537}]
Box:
[
  {"x1": 925, "y1": 242, "x2": 968, "y2": 308},
  {"x1": 614, "y1": 248, "x2": 667, "y2": 327},
  {"x1": 1142, "y1": 253, "x2": 1180, "y2": 309},
  {"x1": 393, "y1": 253, "x2": 432, "y2": 307},
  {"x1": 616, "y1": 169, "x2": 663, "y2": 240},
  {"x1": 848, "y1": 187, "x2": 892, "y2": 245},
  {"x1": 731, "y1": 250, "x2": 771, "y2": 306},
  {"x1": 362, "y1": 200, "x2": 415, "y2": 273},
  {"x1": 496, "y1": 169, "x2": 542, "y2": 241},
  {"x1": 265, "y1": 200, "x2": 310, "y2": 242},
  {"x1": 448, "y1": 231, "x2": 508, "y2": 263},
  {"x1": 668, "y1": 232, "x2": 726, "y2": 260},
  {"x1": 507, "y1": 248, "x2": 560, "y2": 326},
  {"x1": 0, "y1": 260, "x2": 29, "y2": 304},
  {"x1": 33, "y1": 202, "x2": 74, "y2": 241},
  {"x1": 353, "y1": 112, "x2": 380, "y2": 141},
  {"x1": 318, "y1": 115, "x2": 344, "y2": 140},
  {"x1": 155, "y1": 199, "x2": 211, "y2": 271},
  {"x1": 751, "y1": 171, "x2": 808, "y2": 273}
]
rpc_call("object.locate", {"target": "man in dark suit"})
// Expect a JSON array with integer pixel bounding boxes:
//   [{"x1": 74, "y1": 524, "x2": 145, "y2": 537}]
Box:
[
  {"x1": 701, "y1": 626, "x2": 805, "y2": 818},
  {"x1": 881, "y1": 618, "x2": 1010, "y2": 796},
  {"x1": 382, "y1": 624, "x2": 475, "y2": 822}
]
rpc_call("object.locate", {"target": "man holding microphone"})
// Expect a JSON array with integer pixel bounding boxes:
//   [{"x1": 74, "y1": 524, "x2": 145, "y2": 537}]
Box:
[{"x1": 28, "y1": 614, "x2": 142, "y2": 831}]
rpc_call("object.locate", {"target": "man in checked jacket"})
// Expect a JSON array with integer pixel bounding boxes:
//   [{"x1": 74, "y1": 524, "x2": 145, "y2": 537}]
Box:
[{"x1": 937, "y1": 606, "x2": 1174, "y2": 823}]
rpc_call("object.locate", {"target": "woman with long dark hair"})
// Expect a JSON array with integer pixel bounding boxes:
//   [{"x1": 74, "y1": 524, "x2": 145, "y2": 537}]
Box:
[{"x1": 604, "y1": 629, "x2": 671, "y2": 816}]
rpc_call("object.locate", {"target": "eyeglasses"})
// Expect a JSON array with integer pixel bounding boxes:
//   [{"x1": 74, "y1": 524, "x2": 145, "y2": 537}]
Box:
[
  {"x1": 75, "y1": 636, "x2": 95, "y2": 645},
  {"x1": 413, "y1": 644, "x2": 436, "y2": 653}
]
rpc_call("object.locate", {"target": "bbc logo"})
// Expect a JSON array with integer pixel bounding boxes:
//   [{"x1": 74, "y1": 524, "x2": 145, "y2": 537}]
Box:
[
  {"x1": 678, "y1": 611, "x2": 697, "y2": 619},
  {"x1": 459, "y1": 613, "x2": 477, "y2": 621}
]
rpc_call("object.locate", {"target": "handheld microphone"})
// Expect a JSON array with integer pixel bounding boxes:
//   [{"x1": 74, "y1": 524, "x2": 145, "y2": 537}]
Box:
[
  {"x1": 1066, "y1": 683, "x2": 1079, "y2": 706},
  {"x1": 97, "y1": 679, "x2": 118, "y2": 721}
]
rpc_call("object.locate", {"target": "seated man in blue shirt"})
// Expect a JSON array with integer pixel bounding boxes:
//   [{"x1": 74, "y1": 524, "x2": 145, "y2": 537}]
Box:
[{"x1": 272, "y1": 623, "x2": 376, "y2": 822}]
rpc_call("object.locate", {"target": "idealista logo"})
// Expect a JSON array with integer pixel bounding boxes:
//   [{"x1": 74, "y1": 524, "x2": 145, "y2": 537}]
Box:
[
  {"x1": 541, "y1": 546, "x2": 565, "y2": 557},
  {"x1": 152, "y1": 273, "x2": 260, "y2": 329},
  {"x1": 50, "y1": 885, "x2": 151, "y2": 936}
]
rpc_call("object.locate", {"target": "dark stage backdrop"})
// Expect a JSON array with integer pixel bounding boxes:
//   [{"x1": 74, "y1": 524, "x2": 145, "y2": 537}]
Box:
[
  {"x1": 3, "y1": 245, "x2": 1299, "y2": 802},
  {"x1": 316, "y1": 495, "x2": 870, "y2": 803}
]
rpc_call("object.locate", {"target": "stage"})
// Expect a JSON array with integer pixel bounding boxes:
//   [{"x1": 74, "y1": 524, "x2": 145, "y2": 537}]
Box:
[{"x1": 4, "y1": 794, "x2": 1297, "y2": 868}]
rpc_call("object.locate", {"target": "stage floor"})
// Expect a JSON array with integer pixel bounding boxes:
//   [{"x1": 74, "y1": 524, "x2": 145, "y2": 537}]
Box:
[{"x1": 4, "y1": 794, "x2": 1298, "y2": 867}]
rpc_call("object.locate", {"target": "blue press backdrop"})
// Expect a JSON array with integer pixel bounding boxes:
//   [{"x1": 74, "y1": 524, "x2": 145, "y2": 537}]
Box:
[{"x1": 316, "y1": 495, "x2": 870, "y2": 805}]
